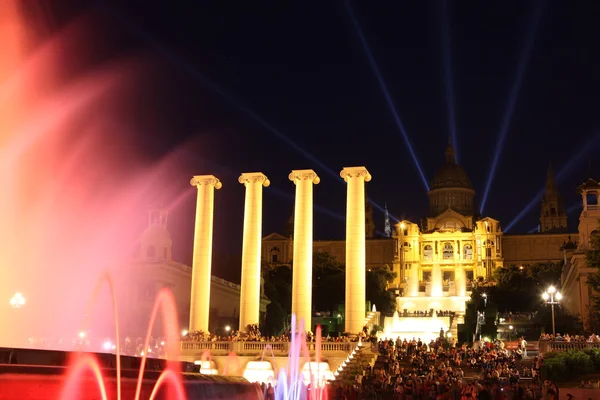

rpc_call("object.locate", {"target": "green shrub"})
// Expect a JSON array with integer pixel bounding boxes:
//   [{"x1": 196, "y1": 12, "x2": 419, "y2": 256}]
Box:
[
  {"x1": 542, "y1": 356, "x2": 567, "y2": 381},
  {"x1": 542, "y1": 350, "x2": 594, "y2": 381}
]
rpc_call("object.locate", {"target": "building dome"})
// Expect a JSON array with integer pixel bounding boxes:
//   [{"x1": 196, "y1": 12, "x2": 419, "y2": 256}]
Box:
[
  {"x1": 427, "y1": 143, "x2": 475, "y2": 217},
  {"x1": 429, "y1": 144, "x2": 473, "y2": 190}
]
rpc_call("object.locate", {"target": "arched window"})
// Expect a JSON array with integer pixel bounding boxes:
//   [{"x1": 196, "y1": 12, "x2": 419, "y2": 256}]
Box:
[
  {"x1": 423, "y1": 245, "x2": 433, "y2": 261},
  {"x1": 463, "y1": 244, "x2": 473, "y2": 260},
  {"x1": 146, "y1": 245, "x2": 156, "y2": 258},
  {"x1": 591, "y1": 230, "x2": 600, "y2": 248},
  {"x1": 270, "y1": 246, "x2": 280, "y2": 263},
  {"x1": 442, "y1": 243, "x2": 454, "y2": 260},
  {"x1": 587, "y1": 192, "x2": 598, "y2": 207}
]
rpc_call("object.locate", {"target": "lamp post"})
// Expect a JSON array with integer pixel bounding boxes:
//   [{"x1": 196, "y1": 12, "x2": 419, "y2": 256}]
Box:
[
  {"x1": 542, "y1": 286, "x2": 562, "y2": 337},
  {"x1": 482, "y1": 293, "x2": 488, "y2": 308}
]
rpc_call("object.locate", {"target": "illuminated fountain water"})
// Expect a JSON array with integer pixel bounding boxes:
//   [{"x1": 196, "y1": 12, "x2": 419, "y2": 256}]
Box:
[
  {"x1": 381, "y1": 310, "x2": 449, "y2": 343},
  {"x1": 0, "y1": 3, "x2": 262, "y2": 399}
]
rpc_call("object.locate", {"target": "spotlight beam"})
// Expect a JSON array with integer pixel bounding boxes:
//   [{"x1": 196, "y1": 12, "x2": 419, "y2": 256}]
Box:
[
  {"x1": 504, "y1": 132, "x2": 600, "y2": 232},
  {"x1": 98, "y1": 3, "x2": 340, "y2": 183},
  {"x1": 101, "y1": 3, "x2": 395, "y2": 217},
  {"x1": 344, "y1": 0, "x2": 429, "y2": 191},
  {"x1": 480, "y1": 1, "x2": 544, "y2": 214},
  {"x1": 440, "y1": 0, "x2": 459, "y2": 162}
]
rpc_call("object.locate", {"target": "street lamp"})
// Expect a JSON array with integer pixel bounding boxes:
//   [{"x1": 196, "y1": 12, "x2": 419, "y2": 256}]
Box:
[
  {"x1": 542, "y1": 286, "x2": 562, "y2": 337},
  {"x1": 9, "y1": 292, "x2": 26, "y2": 308},
  {"x1": 482, "y1": 293, "x2": 488, "y2": 307}
]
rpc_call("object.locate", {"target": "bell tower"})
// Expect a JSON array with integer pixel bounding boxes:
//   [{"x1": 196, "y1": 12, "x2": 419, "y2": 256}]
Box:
[
  {"x1": 140, "y1": 209, "x2": 172, "y2": 261},
  {"x1": 540, "y1": 164, "x2": 568, "y2": 232}
]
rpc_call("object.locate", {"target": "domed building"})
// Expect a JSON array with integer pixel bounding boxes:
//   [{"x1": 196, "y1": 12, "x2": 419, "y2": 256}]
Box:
[{"x1": 261, "y1": 140, "x2": 575, "y2": 338}]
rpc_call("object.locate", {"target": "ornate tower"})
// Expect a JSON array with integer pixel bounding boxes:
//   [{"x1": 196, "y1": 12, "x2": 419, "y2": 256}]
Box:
[
  {"x1": 384, "y1": 203, "x2": 391, "y2": 237},
  {"x1": 365, "y1": 194, "x2": 375, "y2": 238},
  {"x1": 141, "y1": 209, "x2": 172, "y2": 261},
  {"x1": 540, "y1": 164, "x2": 567, "y2": 232},
  {"x1": 576, "y1": 178, "x2": 600, "y2": 250}
]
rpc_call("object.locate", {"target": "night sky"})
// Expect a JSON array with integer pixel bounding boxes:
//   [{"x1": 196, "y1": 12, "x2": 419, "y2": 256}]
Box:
[{"x1": 33, "y1": 1, "x2": 600, "y2": 283}]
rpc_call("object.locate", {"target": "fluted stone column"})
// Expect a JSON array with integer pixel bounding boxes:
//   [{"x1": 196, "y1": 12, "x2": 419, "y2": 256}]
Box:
[
  {"x1": 409, "y1": 264, "x2": 420, "y2": 297},
  {"x1": 456, "y1": 266, "x2": 466, "y2": 297},
  {"x1": 189, "y1": 175, "x2": 222, "y2": 332},
  {"x1": 289, "y1": 169, "x2": 320, "y2": 331},
  {"x1": 431, "y1": 264, "x2": 443, "y2": 297},
  {"x1": 238, "y1": 172, "x2": 270, "y2": 331},
  {"x1": 340, "y1": 166, "x2": 371, "y2": 334}
]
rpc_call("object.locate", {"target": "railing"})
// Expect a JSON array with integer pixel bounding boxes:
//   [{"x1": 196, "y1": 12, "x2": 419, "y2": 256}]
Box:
[
  {"x1": 539, "y1": 340, "x2": 600, "y2": 355},
  {"x1": 180, "y1": 341, "x2": 356, "y2": 356}
]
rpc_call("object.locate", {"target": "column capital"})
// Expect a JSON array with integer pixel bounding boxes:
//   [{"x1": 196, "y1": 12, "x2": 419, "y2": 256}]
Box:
[
  {"x1": 288, "y1": 169, "x2": 320, "y2": 185},
  {"x1": 340, "y1": 166, "x2": 371, "y2": 182},
  {"x1": 239, "y1": 172, "x2": 270, "y2": 187},
  {"x1": 190, "y1": 175, "x2": 222, "y2": 189}
]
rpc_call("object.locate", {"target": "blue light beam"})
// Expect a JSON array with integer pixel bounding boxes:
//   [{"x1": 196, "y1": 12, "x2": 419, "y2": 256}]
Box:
[
  {"x1": 344, "y1": 0, "x2": 430, "y2": 191},
  {"x1": 480, "y1": 1, "x2": 544, "y2": 214},
  {"x1": 567, "y1": 203, "x2": 582, "y2": 215},
  {"x1": 504, "y1": 131, "x2": 600, "y2": 232},
  {"x1": 98, "y1": 3, "x2": 341, "y2": 183},
  {"x1": 103, "y1": 3, "x2": 406, "y2": 219},
  {"x1": 440, "y1": 0, "x2": 459, "y2": 162}
]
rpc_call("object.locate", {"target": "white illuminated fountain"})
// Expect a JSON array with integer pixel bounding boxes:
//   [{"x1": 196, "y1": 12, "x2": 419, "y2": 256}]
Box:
[{"x1": 381, "y1": 310, "x2": 450, "y2": 342}]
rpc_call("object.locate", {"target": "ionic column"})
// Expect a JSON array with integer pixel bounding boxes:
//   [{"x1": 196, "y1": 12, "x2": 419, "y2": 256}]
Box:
[
  {"x1": 456, "y1": 266, "x2": 466, "y2": 297},
  {"x1": 340, "y1": 166, "x2": 371, "y2": 334},
  {"x1": 238, "y1": 172, "x2": 270, "y2": 331},
  {"x1": 431, "y1": 264, "x2": 443, "y2": 297},
  {"x1": 189, "y1": 175, "x2": 222, "y2": 332},
  {"x1": 289, "y1": 169, "x2": 320, "y2": 331},
  {"x1": 409, "y1": 264, "x2": 420, "y2": 297}
]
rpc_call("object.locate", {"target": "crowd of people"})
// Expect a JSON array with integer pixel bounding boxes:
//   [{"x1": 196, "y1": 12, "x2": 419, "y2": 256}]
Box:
[
  {"x1": 539, "y1": 332, "x2": 600, "y2": 342},
  {"x1": 328, "y1": 336, "x2": 555, "y2": 399},
  {"x1": 498, "y1": 311, "x2": 537, "y2": 322},
  {"x1": 182, "y1": 324, "x2": 368, "y2": 344},
  {"x1": 398, "y1": 310, "x2": 456, "y2": 318}
]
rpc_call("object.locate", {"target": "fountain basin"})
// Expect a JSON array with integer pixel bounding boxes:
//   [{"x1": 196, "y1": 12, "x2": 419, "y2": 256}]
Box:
[{"x1": 0, "y1": 348, "x2": 262, "y2": 400}]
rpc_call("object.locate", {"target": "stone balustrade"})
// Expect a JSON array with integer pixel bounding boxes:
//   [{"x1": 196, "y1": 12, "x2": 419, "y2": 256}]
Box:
[
  {"x1": 539, "y1": 340, "x2": 600, "y2": 355},
  {"x1": 180, "y1": 341, "x2": 356, "y2": 357}
]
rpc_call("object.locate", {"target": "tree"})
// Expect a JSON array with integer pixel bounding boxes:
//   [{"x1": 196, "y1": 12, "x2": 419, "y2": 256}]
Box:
[
  {"x1": 263, "y1": 265, "x2": 292, "y2": 335},
  {"x1": 584, "y1": 229, "x2": 600, "y2": 331},
  {"x1": 478, "y1": 262, "x2": 563, "y2": 312},
  {"x1": 366, "y1": 265, "x2": 397, "y2": 314},
  {"x1": 312, "y1": 251, "x2": 345, "y2": 313}
]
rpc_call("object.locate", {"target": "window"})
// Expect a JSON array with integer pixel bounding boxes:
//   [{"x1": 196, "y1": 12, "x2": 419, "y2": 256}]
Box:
[
  {"x1": 423, "y1": 271, "x2": 431, "y2": 281},
  {"x1": 269, "y1": 246, "x2": 280, "y2": 263},
  {"x1": 443, "y1": 271, "x2": 454, "y2": 281},
  {"x1": 442, "y1": 243, "x2": 454, "y2": 260},
  {"x1": 163, "y1": 247, "x2": 168, "y2": 259},
  {"x1": 423, "y1": 245, "x2": 433, "y2": 261},
  {"x1": 463, "y1": 244, "x2": 473, "y2": 260},
  {"x1": 466, "y1": 270, "x2": 474, "y2": 281},
  {"x1": 551, "y1": 207, "x2": 556, "y2": 216},
  {"x1": 587, "y1": 192, "x2": 598, "y2": 206},
  {"x1": 146, "y1": 246, "x2": 156, "y2": 258}
]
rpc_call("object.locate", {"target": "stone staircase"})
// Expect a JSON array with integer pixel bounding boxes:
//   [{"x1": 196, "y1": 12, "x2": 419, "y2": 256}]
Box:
[{"x1": 333, "y1": 344, "x2": 376, "y2": 384}]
